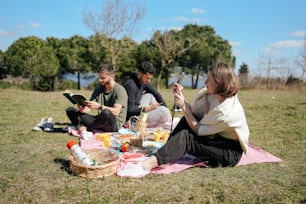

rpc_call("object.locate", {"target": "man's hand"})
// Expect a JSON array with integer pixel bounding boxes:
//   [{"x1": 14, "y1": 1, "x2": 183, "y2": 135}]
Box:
[
  {"x1": 84, "y1": 101, "x2": 101, "y2": 110},
  {"x1": 145, "y1": 101, "x2": 161, "y2": 112},
  {"x1": 78, "y1": 104, "x2": 91, "y2": 114},
  {"x1": 150, "y1": 101, "x2": 161, "y2": 109}
]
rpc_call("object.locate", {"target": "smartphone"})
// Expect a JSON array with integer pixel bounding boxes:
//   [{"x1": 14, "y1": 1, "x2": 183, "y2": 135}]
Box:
[{"x1": 176, "y1": 72, "x2": 185, "y2": 84}]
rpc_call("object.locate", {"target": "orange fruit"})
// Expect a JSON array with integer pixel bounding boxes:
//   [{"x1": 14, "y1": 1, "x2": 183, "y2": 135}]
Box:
[
  {"x1": 102, "y1": 139, "x2": 112, "y2": 148},
  {"x1": 96, "y1": 133, "x2": 112, "y2": 148},
  {"x1": 121, "y1": 143, "x2": 130, "y2": 152}
]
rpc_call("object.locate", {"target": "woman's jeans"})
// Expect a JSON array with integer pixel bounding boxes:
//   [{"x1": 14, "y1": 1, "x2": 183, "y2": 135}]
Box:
[{"x1": 153, "y1": 117, "x2": 243, "y2": 167}]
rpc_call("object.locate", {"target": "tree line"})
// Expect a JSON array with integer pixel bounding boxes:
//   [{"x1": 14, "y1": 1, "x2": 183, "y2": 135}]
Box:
[{"x1": 0, "y1": 24, "x2": 235, "y2": 91}]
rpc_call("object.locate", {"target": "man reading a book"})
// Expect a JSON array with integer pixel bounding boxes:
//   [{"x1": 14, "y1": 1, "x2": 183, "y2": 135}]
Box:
[
  {"x1": 66, "y1": 64, "x2": 128, "y2": 132},
  {"x1": 122, "y1": 61, "x2": 171, "y2": 128}
]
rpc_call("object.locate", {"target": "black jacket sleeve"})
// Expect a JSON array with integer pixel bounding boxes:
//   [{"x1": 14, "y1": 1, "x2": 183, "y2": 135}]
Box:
[{"x1": 123, "y1": 79, "x2": 143, "y2": 119}]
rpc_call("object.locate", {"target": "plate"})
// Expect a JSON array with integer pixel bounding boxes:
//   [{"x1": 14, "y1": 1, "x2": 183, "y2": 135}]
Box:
[
  {"x1": 118, "y1": 128, "x2": 136, "y2": 134},
  {"x1": 142, "y1": 141, "x2": 163, "y2": 148},
  {"x1": 142, "y1": 141, "x2": 164, "y2": 154}
]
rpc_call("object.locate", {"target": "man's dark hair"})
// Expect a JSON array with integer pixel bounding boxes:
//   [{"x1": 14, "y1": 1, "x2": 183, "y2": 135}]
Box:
[
  {"x1": 137, "y1": 61, "x2": 155, "y2": 74},
  {"x1": 97, "y1": 64, "x2": 114, "y2": 75}
]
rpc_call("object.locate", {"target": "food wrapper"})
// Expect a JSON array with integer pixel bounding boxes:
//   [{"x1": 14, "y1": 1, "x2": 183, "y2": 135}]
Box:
[
  {"x1": 117, "y1": 134, "x2": 143, "y2": 148},
  {"x1": 96, "y1": 133, "x2": 112, "y2": 148},
  {"x1": 153, "y1": 131, "x2": 170, "y2": 143}
]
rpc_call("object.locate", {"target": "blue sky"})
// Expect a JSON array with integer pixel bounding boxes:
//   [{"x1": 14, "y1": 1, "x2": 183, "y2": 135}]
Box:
[{"x1": 1, "y1": 0, "x2": 305, "y2": 77}]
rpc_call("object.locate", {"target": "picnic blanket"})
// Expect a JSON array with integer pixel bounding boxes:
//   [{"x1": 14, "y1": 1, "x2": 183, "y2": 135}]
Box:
[
  {"x1": 116, "y1": 144, "x2": 282, "y2": 178},
  {"x1": 67, "y1": 127, "x2": 282, "y2": 178}
]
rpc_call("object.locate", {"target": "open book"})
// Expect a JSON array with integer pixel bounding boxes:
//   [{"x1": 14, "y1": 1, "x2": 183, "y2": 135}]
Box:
[{"x1": 62, "y1": 90, "x2": 87, "y2": 106}]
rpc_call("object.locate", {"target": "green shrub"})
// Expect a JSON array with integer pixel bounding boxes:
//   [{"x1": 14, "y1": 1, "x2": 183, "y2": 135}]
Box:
[
  {"x1": 19, "y1": 81, "x2": 32, "y2": 90},
  {"x1": 0, "y1": 81, "x2": 13, "y2": 89},
  {"x1": 57, "y1": 79, "x2": 78, "y2": 90}
]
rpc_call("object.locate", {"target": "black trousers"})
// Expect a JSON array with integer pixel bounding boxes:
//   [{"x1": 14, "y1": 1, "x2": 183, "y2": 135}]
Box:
[
  {"x1": 66, "y1": 107, "x2": 118, "y2": 132},
  {"x1": 153, "y1": 117, "x2": 243, "y2": 167}
]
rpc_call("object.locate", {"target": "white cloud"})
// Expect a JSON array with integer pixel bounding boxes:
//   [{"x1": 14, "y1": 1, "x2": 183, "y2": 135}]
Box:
[
  {"x1": 173, "y1": 16, "x2": 190, "y2": 22},
  {"x1": 290, "y1": 30, "x2": 306, "y2": 37},
  {"x1": 230, "y1": 41, "x2": 241, "y2": 47},
  {"x1": 270, "y1": 40, "x2": 304, "y2": 48},
  {"x1": 0, "y1": 30, "x2": 11, "y2": 37},
  {"x1": 191, "y1": 8, "x2": 205, "y2": 14},
  {"x1": 29, "y1": 22, "x2": 40, "y2": 28},
  {"x1": 264, "y1": 47, "x2": 273, "y2": 54},
  {"x1": 172, "y1": 16, "x2": 201, "y2": 23}
]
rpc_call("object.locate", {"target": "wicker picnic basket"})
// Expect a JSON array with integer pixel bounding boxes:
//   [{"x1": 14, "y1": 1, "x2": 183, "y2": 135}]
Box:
[{"x1": 69, "y1": 148, "x2": 120, "y2": 178}]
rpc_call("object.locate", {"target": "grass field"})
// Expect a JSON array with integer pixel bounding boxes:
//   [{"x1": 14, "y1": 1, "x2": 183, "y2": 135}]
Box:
[{"x1": 0, "y1": 88, "x2": 305, "y2": 203}]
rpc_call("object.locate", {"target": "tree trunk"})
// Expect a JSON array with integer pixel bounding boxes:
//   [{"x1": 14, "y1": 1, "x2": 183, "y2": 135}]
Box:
[
  {"x1": 157, "y1": 59, "x2": 166, "y2": 91},
  {"x1": 30, "y1": 74, "x2": 35, "y2": 91},
  {"x1": 165, "y1": 70, "x2": 170, "y2": 89},
  {"x1": 157, "y1": 67, "x2": 162, "y2": 91},
  {"x1": 194, "y1": 65, "x2": 200, "y2": 89},
  {"x1": 77, "y1": 72, "x2": 81, "y2": 90}
]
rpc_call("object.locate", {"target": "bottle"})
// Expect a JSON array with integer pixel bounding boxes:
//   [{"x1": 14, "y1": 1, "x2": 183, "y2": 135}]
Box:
[{"x1": 66, "y1": 140, "x2": 92, "y2": 166}]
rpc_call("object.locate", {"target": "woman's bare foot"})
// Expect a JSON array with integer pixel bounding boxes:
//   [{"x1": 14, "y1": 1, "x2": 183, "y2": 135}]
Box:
[{"x1": 141, "y1": 156, "x2": 158, "y2": 171}]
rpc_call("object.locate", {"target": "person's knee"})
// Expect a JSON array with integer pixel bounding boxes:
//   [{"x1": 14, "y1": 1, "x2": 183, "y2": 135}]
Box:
[
  {"x1": 172, "y1": 129, "x2": 190, "y2": 140},
  {"x1": 143, "y1": 93, "x2": 155, "y2": 100},
  {"x1": 100, "y1": 109, "x2": 113, "y2": 116},
  {"x1": 157, "y1": 106, "x2": 171, "y2": 122},
  {"x1": 66, "y1": 106, "x2": 77, "y2": 114},
  {"x1": 66, "y1": 107, "x2": 79, "y2": 125},
  {"x1": 140, "y1": 93, "x2": 156, "y2": 106},
  {"x1": 223, "y1": 150, "x2": 242, "y2": 167}
]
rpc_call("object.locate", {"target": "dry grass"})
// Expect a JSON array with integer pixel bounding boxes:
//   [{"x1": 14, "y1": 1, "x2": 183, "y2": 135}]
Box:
[{"x1": 0, "y1": 88, "x2": 305, "y2": 203}]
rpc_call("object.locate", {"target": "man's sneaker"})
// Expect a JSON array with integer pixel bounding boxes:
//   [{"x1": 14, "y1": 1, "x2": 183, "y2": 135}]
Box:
[
  {"x1": 32, "y1": 117, "x2": 46, "y2": 131},
  {"x1": 43, "y1": 117, "x2": 54, "y2": 132}
]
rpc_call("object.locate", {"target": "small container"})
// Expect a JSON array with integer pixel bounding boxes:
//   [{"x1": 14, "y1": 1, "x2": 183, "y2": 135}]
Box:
[
  {"x1": 67, "y1": 140, "x2": 92, "y2": 166},
  {"x1": 81, "y1": 130, "x2": 93, "y2": 140},
  {"x1": 153, "y1": 132, "x2": 160, "y2": 142}
]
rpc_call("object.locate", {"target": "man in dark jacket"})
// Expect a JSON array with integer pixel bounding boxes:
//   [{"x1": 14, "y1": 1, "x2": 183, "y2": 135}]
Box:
[{"x1": 123, "y1": 62, "x2": 171, "y2": 128}]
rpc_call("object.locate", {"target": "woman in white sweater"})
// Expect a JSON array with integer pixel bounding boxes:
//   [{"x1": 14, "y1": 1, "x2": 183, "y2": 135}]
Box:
[{"x1": 141, "y1": 62, "x2": 249, "y2": 172}]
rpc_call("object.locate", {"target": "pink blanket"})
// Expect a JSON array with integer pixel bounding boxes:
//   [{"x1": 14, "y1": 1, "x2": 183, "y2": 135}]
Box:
[
  {"x1": 236, "y1": 144, "x2": 282, "y2": 165},
  {"x1": 68, "y1": 129, "x2": 282, "y2": 178},
  {"x1": 116, "y1": 144, "x2": 282, "y2": 178}
]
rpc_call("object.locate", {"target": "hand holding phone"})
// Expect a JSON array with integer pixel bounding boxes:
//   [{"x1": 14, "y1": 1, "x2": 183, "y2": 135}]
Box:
[
  {"x1": 173, "y1": 72, "x2": 185, "y2": 111},
  {"x1": 173, "y1": 72, "x2": 184, "y2": 92}
]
